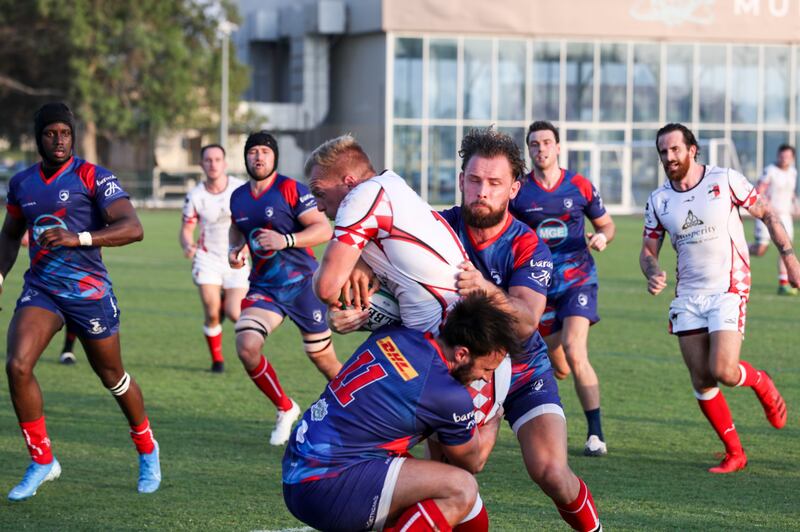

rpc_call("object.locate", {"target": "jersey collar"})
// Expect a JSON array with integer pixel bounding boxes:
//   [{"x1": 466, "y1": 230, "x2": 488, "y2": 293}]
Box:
[
  {"x1": 38, "y1": 157, "x2": 74, "y2": 185},
  {"x1": 530, "y1": 168, "x2": 565, "y2": 193}
]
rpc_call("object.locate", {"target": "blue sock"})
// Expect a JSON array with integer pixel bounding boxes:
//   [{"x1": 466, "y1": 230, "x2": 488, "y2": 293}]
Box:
[{"x1": 584, "y1": 408, "x2": 604, "y2": 441}]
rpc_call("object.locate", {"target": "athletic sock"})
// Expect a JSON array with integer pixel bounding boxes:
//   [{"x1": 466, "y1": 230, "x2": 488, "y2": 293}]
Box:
[
  {"x1": 695, "y1": 388, "x2": 743, "y2": 455},
  {"x1": 555, "y1": 477, "x2": 601, "y2": 531},
  {"x1": 454, "y1": 494, "x2": 488, "y2": 531},
  {"x1": 584, "y1": 408, "x2": 604, "y2": 441},
  {"x1": 63, "y1": 331, "x2": 76, "y2": 353},
  {"x1": 130, "y1": 417, "x2": 156, "y2": 455},
  {"x1": 203, "y1": 324, "x2": 224, "y2": 363},
  {"x1": 249, "y1": 355, "x2": 293, "y2": 411},
  {"x1": 20, "y1": 416, "x2": 53, "y2": 464},
  {"x1": 735, "y1": 361, "x2": 763, "y2": 388},
  {"x1": 388, "y1": 499, "x2": 452, "y2": 532},
  {"x1": 779, "y1": 275, "x2": 789, "y2": 285}
]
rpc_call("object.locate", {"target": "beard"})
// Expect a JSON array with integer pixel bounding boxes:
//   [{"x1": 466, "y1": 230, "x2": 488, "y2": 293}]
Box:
[
  {"x1": 663, "y1": 154, "x2": 691, "y2": 181},
  {"x1": 450, "y1": 357, "x2": 477, "y2": 385},
  {"x1": 462, "y1": 200, "x2": 506, "y2": 229},
  {"x1": 247, "y1": 162, "x2": 275, "y2": 181}
]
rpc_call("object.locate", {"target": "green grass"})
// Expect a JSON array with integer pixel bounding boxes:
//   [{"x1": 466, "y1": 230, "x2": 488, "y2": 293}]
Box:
[{"x1": 0, "y1": 211, "x2": 799, "y2": 530}]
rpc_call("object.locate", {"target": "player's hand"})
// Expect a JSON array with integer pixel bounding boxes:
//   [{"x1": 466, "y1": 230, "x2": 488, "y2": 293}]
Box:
[
  {"x1": 340, "y1": 259, "x2": 379, "y2": 309},
  {"x1": 228, "y1": 245, "x2": 247, "y2": 269},
  {"x1": 586, "y1": 232, "x2": 608, "y2": 252},
  {"x1": 647, "y1": 270, "x2": 667, "y2": 295},
  {"x1": 327, "y1": 305, "x2": 370, "y2": 334},
  {"x1": 37, "y1": 227, "x2": 79, "y2": 249},
  {"x1": 254, "y1": 228, "x2": 287, "y2": 251},
  {"x1": 456, "y1": 261, "x2": 495, "y2": 296},
  {"x1": 183, "y1": 243, "x2": 197, "y2": 259}
]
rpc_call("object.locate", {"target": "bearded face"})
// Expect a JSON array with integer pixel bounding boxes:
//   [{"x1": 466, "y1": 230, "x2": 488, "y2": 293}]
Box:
[{"x1": 461, "y1": 199, "x2": 507, "y2": 229}]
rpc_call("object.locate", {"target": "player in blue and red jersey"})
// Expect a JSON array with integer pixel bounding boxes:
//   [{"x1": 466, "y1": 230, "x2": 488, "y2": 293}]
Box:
[
  {"x1": 283, "y1": 292, "x2": 520, "y2": 532},
  {"x1": 0, "y1": 103, "x2": 160, "y2": 501},
  {"x1": 510, "y1": 121, "x2": 616, "y2": 457},
  {"x1": 228, "y1": 131, "x2": 341, "y2": 446}
]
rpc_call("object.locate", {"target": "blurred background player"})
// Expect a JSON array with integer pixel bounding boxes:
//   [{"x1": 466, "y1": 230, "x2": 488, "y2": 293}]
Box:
[
  {"x1": 228, "y1": 131, "x2": 340, "y2": 446},
  {"x1": 180, "y1": 143, "x2": 249, "y2": 373},
  {"x1": 749, "y1": 143, "x2": 798, "y2": 295},
  {"x1": 1, "y1": 103, "x2": 160, "y2": 500},
  {"x1": 283, "y1": 292, "x2": 519, "y2": 532},
  {"x1": 641, "y1": 123, "x2": 799, "y2": 473},
  {"x1": 510, "y1": 121, "x2": 616, "y2": 457}
]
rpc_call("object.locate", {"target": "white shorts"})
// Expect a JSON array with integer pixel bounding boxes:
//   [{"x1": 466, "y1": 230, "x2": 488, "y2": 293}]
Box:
[
  {"x1": 192, "y1": 252, "x2": 250, "y2": 289},
  {"x1": 668, "y1": 293, "x2": 747, "y2": 335},
  {"x1": 754, "y1": 214, "x2": 793, "y2": 245}
]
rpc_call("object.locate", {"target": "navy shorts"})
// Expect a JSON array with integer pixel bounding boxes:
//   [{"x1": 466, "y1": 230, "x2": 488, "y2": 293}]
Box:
[
  {"x1": 15, "y1": 284, "x2": 120, "y2": 340},
  {"x1": 504, "y1": 369, "x2": 564, "y2": 435},
  {"x1": 242, "y1": 276, "x2": 328, "y2": 334},
  {"x1": 539, "y1": 284, "x2": 600, "y2": 337},
  {"x1": 283, "y1": 456, "x2": 405, "y2": 532}
]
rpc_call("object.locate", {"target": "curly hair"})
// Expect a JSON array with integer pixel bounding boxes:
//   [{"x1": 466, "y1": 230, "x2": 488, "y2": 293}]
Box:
[{"x1": 459, "y1": 127, "x2": 527, "y2": 181}]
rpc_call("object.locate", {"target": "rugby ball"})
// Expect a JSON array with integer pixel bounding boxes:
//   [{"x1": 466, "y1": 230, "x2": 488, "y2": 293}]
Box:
[
  {"x1": 469, "y1": 355, "x2": 512, "y2": 426},
  {"x1": 363, "y1": 288, "x2": 401, "y2": 331}
]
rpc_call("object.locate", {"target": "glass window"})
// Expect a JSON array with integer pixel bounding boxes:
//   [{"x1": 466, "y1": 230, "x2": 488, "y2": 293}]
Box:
[
  {"x1": 632, "y1": 128, "x2": 660, "y2": 206},
  {"x1": 464, "y1": 39, "x2": 492, "y2": 120},
  {"x1": 632, "y1": 43, "x2": 660, "y2": 123},
  {"x1": 665, "y1": 44, "x2": 692, "y2": 123},
  {"x1": 498, "y1": 127, "x2": 526, "y2": 173},
  {"x1": 764, "y1": 47, "x2": 790, "y2": 124},
  {"x1": 532, "y1": 41, "x2": 561, "y2": 121},
  {"x1": 696, "y1": 129, "x2": 724, "y2": 166},
  {"x1": 393, "y1": 38, "x2": 423, "y2": 119},
  {"x1": 429, "y1": 39, "x2": 458, "y2": 119},
  {"x1": 393, "y1": 126, "x2": 422, "y2": 193},
  {"x1": 731, "y1": 46, "x2": 759, "y2": 124},
  {"x1": 428, "y1": 126, "x2": 457, "y2": 205},
  {"x1": 498, "y1": 40, "x2": 526, "y2": 121},
  {"x1": 731, "y1": 130, "x2": 758, "y2": 178},
  {"x1": 566, "y1": 42, "x2": 594, "y2": 121},
  {"x1": 698, "y1": 45, "x2": 726, "y2": 124},
  {"x1": 599, "y1": 43, "x2": 628, "y2": 122}
]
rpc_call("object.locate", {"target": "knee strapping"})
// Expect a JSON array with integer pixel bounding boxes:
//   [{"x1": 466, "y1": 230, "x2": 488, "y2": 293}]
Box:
[
  {"x1": 108, "y1": 372, "x2": 131, "y2": 396},
  {"x1": 303, "y1": 335, "x2": 332, "y2": 354},
  {"x1": 235, "y1": 315, "x2": 271, "y2": 339}
]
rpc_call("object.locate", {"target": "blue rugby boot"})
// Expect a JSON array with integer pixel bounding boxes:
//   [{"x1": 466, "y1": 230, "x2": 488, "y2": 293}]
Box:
[
  {"x1": 137, "y1": 441, "x2": 161, "y2": 494},
  {"x1": 8, "y1": 458, "x2": 61, "y2": 501}
]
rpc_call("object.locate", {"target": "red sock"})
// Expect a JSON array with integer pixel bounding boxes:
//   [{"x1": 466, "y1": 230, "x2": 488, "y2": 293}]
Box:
[
  {"x1": 736, "y1": 361, "x2": 763, "y2": 388},
  {"x1": 130, "y1": 417, "x2": 156, "y2": 454},
  {"x1": 204, "y1": 324, "x2": 224, "y2": 363},
  {"x1": 20, "y1": 416, "x2": 53, "y2": 464},
  {"x1": 454, "y1": 494, "x2": 488, "y2": 531},
  {"x1": 249, "y1": 355, "x2": 293, "y2": 411},
  {"x1": 556, "y1": 477, "x2": 600, "y2": 531},
  {"x1": 696, "y1": 388, "x2": 742, "y2": 454},
  {"x1": 387, "y1": 499, "x2": 452, "y2": 532}
]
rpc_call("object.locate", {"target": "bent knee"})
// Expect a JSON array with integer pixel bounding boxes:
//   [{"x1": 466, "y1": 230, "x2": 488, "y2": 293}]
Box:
[
  {"x1": 528, "y1": 463, "x2": 573, "y2": 499},
  {"x1": 447, "y1": 470, "x2": 478, "y2": 508},
  {"x1": 6, "y1": 357, "x2": 34, "y2": 381},
  {"x1": 712, "y1": 366, "x2": 741, "y2": 387}
]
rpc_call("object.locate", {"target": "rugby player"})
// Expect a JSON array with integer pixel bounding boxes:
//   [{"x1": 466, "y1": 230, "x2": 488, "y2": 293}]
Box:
[{"x1": 640, "y1": 123, "x2": 799, "y2": 473}]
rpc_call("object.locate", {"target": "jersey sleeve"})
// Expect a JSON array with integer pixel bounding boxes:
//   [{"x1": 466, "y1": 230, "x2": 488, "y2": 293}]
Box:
[
  {"x1": 92, "y1": 168, "x2": 130, "y2": 210},
  {"x1": 585, "y1": 183, "x2": 607, "y2": 220},
  {"x1": 416, "y1": 372, "x2": 476, "y2": 446},
  {"x1": 333, "y1": 180, "x2": 393, "y2": 250},
  {"x1": 437, "y1": 206, "x2": 459, "y2": 230},
  {"x1": 509, "y1": 231, "x2": 552, "y2": 296},
  {"x1": 728, "y1": 169, "x2": 759, "y2": 208},
  {"x1": 5, "y1": 175, "x2": 23, "y2": 219},
  {"x1": 291, "y1": 180, "x2": 319, "y2": 217},
  {"x1": 181, "y1": 192, "x2": 197, "y2": 223},
  {"x1": 643, "y1": 195, "x2": 665, "y2": 240}
]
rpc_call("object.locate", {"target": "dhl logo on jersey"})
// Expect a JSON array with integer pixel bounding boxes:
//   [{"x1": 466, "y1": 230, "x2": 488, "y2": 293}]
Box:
[{"x1": 377, "y1": 337, "x2": 418, "y2": 381}]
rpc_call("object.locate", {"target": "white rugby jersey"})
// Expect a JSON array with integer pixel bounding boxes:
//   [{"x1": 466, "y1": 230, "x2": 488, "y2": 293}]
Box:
[
  {"x1": 758, "y1": 164, "x2": 796, "y2": 216},
  {"x1": 333, "y1": 171, "x2": 468, "y2": 333},
  {"x1": 643, "y1": 166, "x2": 759, "y2": 299},
  {"x1": 182, "y1": 176, "x2": 247, "y2": 257}
]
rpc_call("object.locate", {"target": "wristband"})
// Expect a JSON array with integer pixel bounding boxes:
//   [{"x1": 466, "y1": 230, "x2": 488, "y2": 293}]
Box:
[
  {"x1": 78, "y1": 231, "x2": 93, "y2": 247},
  {"x1": 0, "y1": 272, "x2": 4, "y2": 286},
  {"x1": 284, "y1": 233, "x2": 296, "y2": 248},
  {"x1": 779, "y1": 247, "x2": 794, "y2": 257}
]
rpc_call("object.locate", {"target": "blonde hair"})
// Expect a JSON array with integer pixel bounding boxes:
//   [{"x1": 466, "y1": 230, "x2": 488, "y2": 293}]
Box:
[{"x1": 305, "y1": 134, "x2": 375, "y2": 180}]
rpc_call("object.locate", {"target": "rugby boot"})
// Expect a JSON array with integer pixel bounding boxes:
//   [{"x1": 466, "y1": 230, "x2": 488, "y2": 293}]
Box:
[
  {"x1": 8, "y1": 458, "x2": 61, "y2": 501},
  {"x1": 754, "y1": 372, "x2": 787, "y2": 429},
  {"x1": 59, "y1": 351, "x2": 77, "y2": 364},
  {"x1": 211, "y1": 361, "x2": 225, "y2": 373},
  {"x1": 777, "y1": 284, "x2": 798, "y2": 296},
  {"x1": 708, "y1": 451, "x2": 747, "y2": 474},
  {"x1": 138, "y1": 441, "x2": 161, "y2": 494},
  {"x1": 584, "y1": 435, "x2": 608, "y2": 457},
  {"x1": 270, "y1": 399, "x2": 301, "y2": 446}
]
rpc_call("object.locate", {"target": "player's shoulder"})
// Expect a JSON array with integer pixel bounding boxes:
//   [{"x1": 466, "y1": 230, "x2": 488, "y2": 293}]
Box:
[
  {"x1": 438, "y1": 205, "x2": 461, "y2": 226},
  {"x1": 186, "y1": 180, "x2": 208, "y2": 199},
  {"x1": 8, "y1": 162, "x2": 40, "y2": 187},
  {"x1": 565, "y1": 170, "x2": 594, "y2": 198}
]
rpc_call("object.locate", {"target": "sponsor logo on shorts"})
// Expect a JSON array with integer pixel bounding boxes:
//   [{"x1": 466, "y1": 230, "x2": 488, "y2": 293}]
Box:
[
  {"x1": 534, "y1": 379, "x2": 544, "y2": 391},
  {"x1": 20, "y1": 288, "x2": 39, "y2": 303},
  {"x1": 310, "y1": 398, "x2": 328, "y2": 421},
  {"x1": 376, "y1": 336, "x2": 418, "y2": 381},
  {"x1": 578, "y1": 293, "x2": 588, "y2": 307},
  {"x1": 295, "y1": 420, "x2": 308, "y2": 443},
  {"x1": 104, "y1": 182, "x2": 123, "y2": 197},
  {"x1": 312, "y1": 309, "x2": 323, "y2": 322},
  {"x1": 88, "y1": 318, "x2": 107, "y2": 335},
  {"x1": 58, "y1": 189, "x2": 70, "y2": 202}
]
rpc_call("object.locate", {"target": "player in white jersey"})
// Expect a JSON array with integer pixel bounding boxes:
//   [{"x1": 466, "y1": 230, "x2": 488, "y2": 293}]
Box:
[
  {"x1": 640, "y1": 124, "x2": 800, "y2": 474},
  {"x1": 750, "y1": 144, "x2": 798, "y2": 295},
  {"x1": 180, "y1": 144, "x2": 249, "y2": 373},
  {"x1": 307, "y1": 135, "x2": 466, "y2": 333}
]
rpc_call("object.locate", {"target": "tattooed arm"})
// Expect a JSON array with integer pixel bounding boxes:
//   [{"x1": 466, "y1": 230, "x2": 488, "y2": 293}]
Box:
[
  {"x1": 639, "y1": 236, "x2": 667, "y2": 296},
  {"x1": 748, "y1": 196, "x2": 800, "y2": 287}
]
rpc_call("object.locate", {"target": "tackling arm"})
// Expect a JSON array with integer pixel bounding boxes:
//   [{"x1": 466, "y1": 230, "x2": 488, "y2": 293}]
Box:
[
  {"x1": 748, "y1": 196, "x2": 800, "y2": 287},
  {"x1": 313, "y1": 240, "x2": 363, "y2": 305}
]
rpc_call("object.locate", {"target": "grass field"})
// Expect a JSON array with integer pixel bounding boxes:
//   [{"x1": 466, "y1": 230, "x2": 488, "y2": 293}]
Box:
[{"x1": 0, "y1": 211, "x2": 798, "y2": 531}]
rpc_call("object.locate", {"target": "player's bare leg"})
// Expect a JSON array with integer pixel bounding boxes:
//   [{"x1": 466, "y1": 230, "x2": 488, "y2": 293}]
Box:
[
  {"x1": 517, "y1": 414, "x2": 601, "y2": 531},
  {"x1": 301, "y1": 330, "x2": 341, "y2": 380},
  {"x1": 222, "y1": 286, "x2": 247, "y2": 322},
  {"x1": 386, "y1": 458, "x2": 478, "y2": 528},
  {"x1": 544, "y1": 337, "x2": 571, "y2": 380},
  {"x1": 679, "y1": 332, "x2": 746, "y2": 473},
  {"x1": 199, "y1": 283, "x2": 225, "y2": 372}
]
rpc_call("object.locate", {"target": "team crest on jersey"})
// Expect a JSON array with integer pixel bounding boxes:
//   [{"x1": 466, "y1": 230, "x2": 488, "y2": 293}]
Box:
[
  {"x1": 265, "y1": 206, "x2": 274, "y2": 218},
  {"x1": 88, "y1": 318, "x2": 107, "y2": 335},
  {"x1": 310, "y1": 398, "x2": 328, "y2": 421},
  {"x1": 376, "y1": 337, "x2": 418, "y2": 381},
  {"x1": 563, "y1": 198, "x2": 573, "y2": 210},
  {"x1": 661, "y1": 199, "x2": 670, "y2": 215},
  {"x1": 707, "y1": 183, "x2": 721, "y2": 199},
  {"x1": 58, "y1": 189, "x2": 70, "y2": 202},
  {"x1": 681, "y1": 210, "x2": 704, "y2": 230},
  {"x1": 490, "y1": 269, "x2": 502, "y2": 285},
  {"x1": 313, "y1": 309, "x2": 323, "y2": 323}
]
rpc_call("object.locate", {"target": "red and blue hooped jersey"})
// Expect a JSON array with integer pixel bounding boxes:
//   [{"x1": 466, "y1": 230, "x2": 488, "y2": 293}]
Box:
[
  {"x1": 510, "y1": 169, "x2": 606, "y2": 296},
  {"x1": 6, "y1": 157, "x2": 130, "y2": 300},
  {"x1": 283, "y1": 326, "x2": 475, "y2": 484},
  {"x1": 230, "y1": 174, "x2": 319, "y2": 290},
  {"x1": 439, "y1": 207, "x2": 553, "y2": 392}
]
